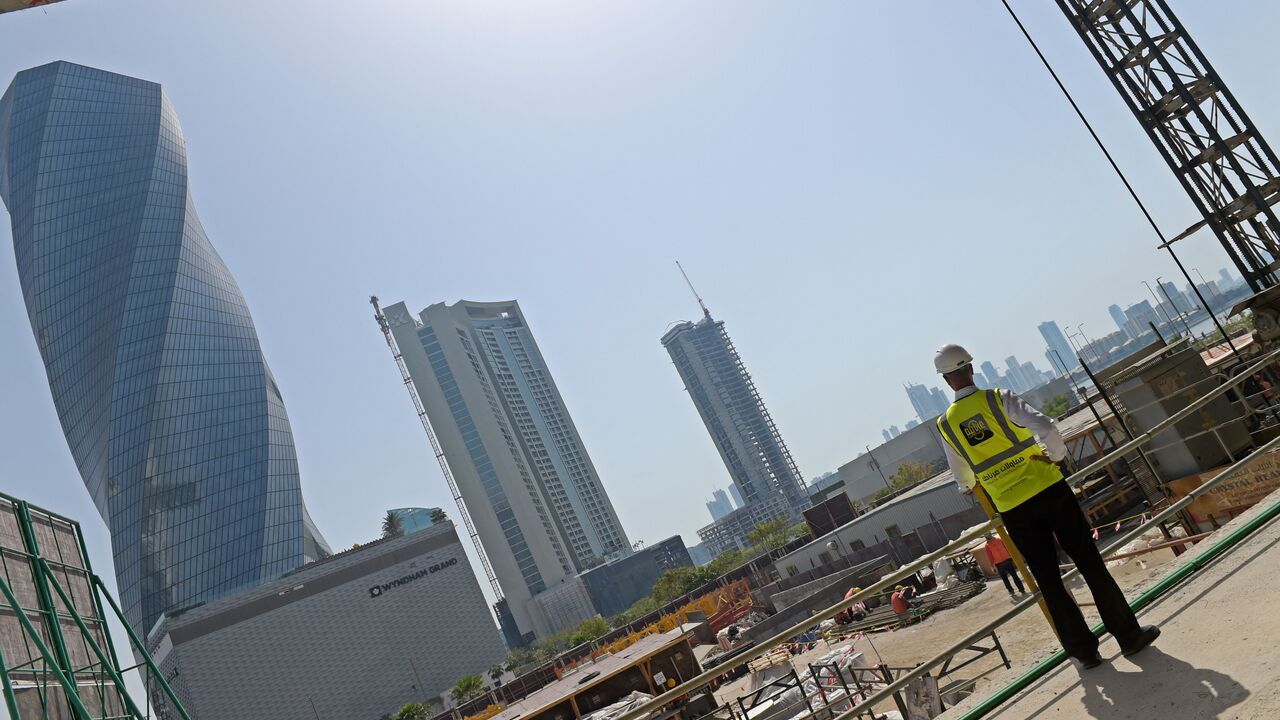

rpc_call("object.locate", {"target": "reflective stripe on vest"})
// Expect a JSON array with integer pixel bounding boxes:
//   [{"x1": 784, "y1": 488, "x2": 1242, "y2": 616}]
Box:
[{"x1": 938, "y1": 389, "x2": 1060, "y2": 511}]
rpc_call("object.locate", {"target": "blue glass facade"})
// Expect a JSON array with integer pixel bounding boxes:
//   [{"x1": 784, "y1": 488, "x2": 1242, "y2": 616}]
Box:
[{"x1": 0, "y1": 61, "x2": 329, "y2": 639}]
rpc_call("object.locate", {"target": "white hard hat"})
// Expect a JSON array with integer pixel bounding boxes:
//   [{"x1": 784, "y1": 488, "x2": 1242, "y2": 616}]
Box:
[{"x1": 934, "y1": 344, "x2": 973, "y2": 374}]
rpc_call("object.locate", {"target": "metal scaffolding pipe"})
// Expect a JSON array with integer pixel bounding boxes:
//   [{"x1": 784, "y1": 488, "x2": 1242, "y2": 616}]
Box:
[
  {"x1": 613, "y1": 345, "x2": 1280, "y2": 720},
  {"x1": 829, "y1": 429, "x2": 1280, "y2": 720}
]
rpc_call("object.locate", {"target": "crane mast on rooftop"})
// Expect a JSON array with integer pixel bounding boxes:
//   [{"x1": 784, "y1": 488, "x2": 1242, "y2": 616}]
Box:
[
  {"x1": 370, "y1": 295, "x2": 502, "y2": 599},
  {"x1": 677, "y1": 260, "x2": 711, "y2": 319},
  {"x1": 1054, "y1": 0, "x2": 1280, "y2": 292}
]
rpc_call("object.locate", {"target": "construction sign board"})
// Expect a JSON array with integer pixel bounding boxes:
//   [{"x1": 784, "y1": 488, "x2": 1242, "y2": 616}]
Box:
[{"x1": 1166, "y1": 448, "x2": 1280, "y2": 529}]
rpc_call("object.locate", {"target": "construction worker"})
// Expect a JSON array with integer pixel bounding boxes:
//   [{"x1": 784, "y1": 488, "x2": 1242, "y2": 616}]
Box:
[
  {"x1": 890, "y1": 585, "x2": 920, "y2": 614},
  {"x1": 836, "y1": 586, "x2": 868, "y2": 624},
  {"x1": 933, "y1": 344, "x2": 1159, "y2": 670},
  {"x1": 983, "y1": 532, "x2": 1026, "y2": 599}
]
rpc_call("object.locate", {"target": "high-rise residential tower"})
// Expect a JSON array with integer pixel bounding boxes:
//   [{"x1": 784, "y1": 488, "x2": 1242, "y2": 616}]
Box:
[
  {"x1": 384, "y1": 299, "x2": 629, "y2": 642},
  {"x1": 1038, "y1": 321, "x2": 1076, "y2": 376},
  {"x1": 706, "y1": 489, "x2": 734, "y2": 521},
  {"x1": 1108, "y1": 304, "x2": 1131, "y2": 339},
  {"x1": 904, "y1": 382, "x2": 949, "y2": 423},
  {"x1": 662, "y1": 312, "x2": 806, "y2": 511},
  {"x1": 0, "y1": 62, "x2": 330, "y2": 640}
]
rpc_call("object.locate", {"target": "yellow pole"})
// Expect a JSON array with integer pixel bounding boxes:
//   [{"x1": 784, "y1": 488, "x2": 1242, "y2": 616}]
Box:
[{"x1": 972, "y1": 485, "x2": 1060, "y2": 640}]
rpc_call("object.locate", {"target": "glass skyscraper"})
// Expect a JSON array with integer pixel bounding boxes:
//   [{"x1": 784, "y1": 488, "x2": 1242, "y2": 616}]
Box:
[
  {"x1": 661, "y1": 314, "x2": 807, "y2": 511},
  {"x1": 0, "y1": 62, "x2": 329, "y2": 640}
]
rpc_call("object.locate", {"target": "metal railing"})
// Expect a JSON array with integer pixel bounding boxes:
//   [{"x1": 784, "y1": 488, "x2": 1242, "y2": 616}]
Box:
[{"x1": 614, "y1": 344, "x2": 1280, "y2": 720}]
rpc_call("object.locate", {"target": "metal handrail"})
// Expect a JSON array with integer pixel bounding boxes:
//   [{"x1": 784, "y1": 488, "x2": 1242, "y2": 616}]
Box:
[
  {"x1": 612, "y1": 344, "x2": 1280, "y2": 720},
  {"x1": 829, "y1": 428, "x2": 1280, "y2": 720}
]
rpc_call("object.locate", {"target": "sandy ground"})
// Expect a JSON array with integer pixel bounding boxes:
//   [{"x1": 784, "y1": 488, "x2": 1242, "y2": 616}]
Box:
[
  {"x1": 938, "y1": 494, "x2": 1280, "y2": 720},
  {"x1": 712, "y1": 537, "x2": 1184, "y2": 716}
]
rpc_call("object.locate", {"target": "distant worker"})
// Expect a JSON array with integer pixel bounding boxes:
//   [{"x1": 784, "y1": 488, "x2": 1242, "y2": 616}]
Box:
[
  {"x1": 934, "y1": 344, "x2": 1159, "y2": 670},
  {"x1": 890, "y1": 585, "x2": 919, "y2": 615},
  {"x1": 983, "y1": 533, "x2": 1026, "y2": 599},
  {"x1": 836, "y1": 586, "x2": 868, "y2": 624}
]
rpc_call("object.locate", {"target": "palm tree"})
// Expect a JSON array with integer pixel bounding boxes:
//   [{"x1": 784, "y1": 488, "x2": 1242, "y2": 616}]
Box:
[
  {"x1": 450, "y1": 674, "x2": 486, "y2": 705},
  {"x1": 489, "y1": 664, "x2": 504, "y2": 688},
  {"x1": 382, "y1": 510, "x2": 404, "y2": 538},
  {"x1": 395, "y1": 702, "x2": 431, "y2": 720},
  {"x1": 430, "y1": 507, "x2": 447, "y2": 524}
]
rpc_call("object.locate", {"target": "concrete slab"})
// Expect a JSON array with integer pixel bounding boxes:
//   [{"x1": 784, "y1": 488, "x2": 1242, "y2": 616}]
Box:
[{"x1": 940, "y1": 492, "x2": 1280, "y2": 719}]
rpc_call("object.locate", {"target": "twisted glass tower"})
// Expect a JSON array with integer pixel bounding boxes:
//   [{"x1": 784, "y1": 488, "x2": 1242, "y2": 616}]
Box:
[{"x1": 0, "y1": 62, "x2": 329, "y2": 639}]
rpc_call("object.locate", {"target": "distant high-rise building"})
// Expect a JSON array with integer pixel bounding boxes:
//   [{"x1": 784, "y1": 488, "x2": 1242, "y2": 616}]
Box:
[
  {"x1": 1219, "y1": 268, "x2": 1234, "y2": 288},
  {"x1": 1045, "y1": 350, "x2": 1065, "y2": 375},
  {"x1": 706, "y1": 489, "x2": 734, "y2": 521},
  {"x1": 387, "y1": 299, "x2": 630, "y2": 642},
  {"x1": 905, "y1": 419, "x2": 920, "y2": 430},
  {"x1": 882, "y1": 429, "x2": 893, "y2": 443},
  {"x1": 1108, "y1": 304, "x2": 1131, "y2": 339},
  {"x1": 930, "y1": 387, "x2": 950, "y2": 414},
  {"x1": 1005, "y1": 356, "x2": 1030, "y2": 393},
  {"x1": 1124, "y1": 300, "x2": 1162, "y2": 339},
  {"x1": 1159, "y1": 281, "x2": 1192, "y2": 315},
  {"x1": 728, "y1": 484, "x2": 745, "y2": 509},
  {"x1": 1038, "y1": 322, "x2": 1076, "y2": 375},
  {"x1": 661, "y1": 313, "x2": 807, "y2": 511},
  {"x1": 980, "y1": 360, "x2": 1003, "y2": 389},
  {"x1": 904, "y1": 382, "x2": 949, "y2": 423},
  {"x1": 0, "y1": 62, "x2": 330, "y2": 642}
]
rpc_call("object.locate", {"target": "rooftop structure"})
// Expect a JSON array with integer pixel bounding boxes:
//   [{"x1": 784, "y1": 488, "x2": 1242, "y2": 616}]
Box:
[{"x1": 147, "y1": 521, "x2": 504, "y2": 720}]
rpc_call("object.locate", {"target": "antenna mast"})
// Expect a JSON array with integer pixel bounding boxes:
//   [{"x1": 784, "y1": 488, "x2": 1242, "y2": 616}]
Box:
[
  {"x1": 676, "y1": 261, "x2": 711, "y2": 318},
  {"x1": 369, "y1": 296, "x2": 502, "y2": 599}
]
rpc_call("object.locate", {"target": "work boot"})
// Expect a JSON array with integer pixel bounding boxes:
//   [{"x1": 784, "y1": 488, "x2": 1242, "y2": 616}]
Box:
[
  {"x1": 1073, "y1": 651, "x2": 1104, "y2": 670},
  {"x1": 1120, "y1": 625, "x2": 1161, "y2": 657}
]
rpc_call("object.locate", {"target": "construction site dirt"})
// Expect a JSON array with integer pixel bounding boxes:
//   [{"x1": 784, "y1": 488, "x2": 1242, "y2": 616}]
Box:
[{"x1": 712, "y1": 494, "x2": 1280, "y2": 720}]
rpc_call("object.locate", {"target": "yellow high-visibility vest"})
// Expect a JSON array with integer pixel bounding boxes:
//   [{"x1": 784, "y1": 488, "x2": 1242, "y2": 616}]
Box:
[{"x1": 937, "y1": 389, "x2": 1062, "y2": 511}]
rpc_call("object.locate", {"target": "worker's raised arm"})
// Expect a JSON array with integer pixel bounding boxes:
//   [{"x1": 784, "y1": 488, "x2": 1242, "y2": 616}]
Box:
[{"x1": 1001, "y1": 389, "x2": 1067, "y2": 462}]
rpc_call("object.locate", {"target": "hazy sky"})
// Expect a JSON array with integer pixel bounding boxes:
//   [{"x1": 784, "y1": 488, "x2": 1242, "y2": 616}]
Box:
[{"x1": 2, "y1": 0, "x2": 1276, "y2": 656}]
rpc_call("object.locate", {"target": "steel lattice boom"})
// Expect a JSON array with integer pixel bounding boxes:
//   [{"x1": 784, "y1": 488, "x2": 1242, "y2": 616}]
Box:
[{"x1": 1057, "y1": 0, "x2": 1280, "y2": 291}]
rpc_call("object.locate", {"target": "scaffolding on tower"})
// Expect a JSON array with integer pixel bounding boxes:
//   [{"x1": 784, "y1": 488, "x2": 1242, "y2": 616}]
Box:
[{"x1": 370, "y1": 296, "x2": 502, "y2": 599}]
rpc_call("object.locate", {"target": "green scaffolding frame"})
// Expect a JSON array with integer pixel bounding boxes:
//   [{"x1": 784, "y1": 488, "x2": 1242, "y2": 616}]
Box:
[{"x1": 0, "y1": 492, "x2": 190, "y2": 719}]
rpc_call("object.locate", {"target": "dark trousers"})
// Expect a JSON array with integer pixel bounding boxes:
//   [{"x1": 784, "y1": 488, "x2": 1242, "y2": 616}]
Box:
[
  {"x1": 995, "y1": 559, "x2": 1024, "y2": 594},
  {"x1": 1001, "y1": 481, "x2": 1140, "y2": 660}
]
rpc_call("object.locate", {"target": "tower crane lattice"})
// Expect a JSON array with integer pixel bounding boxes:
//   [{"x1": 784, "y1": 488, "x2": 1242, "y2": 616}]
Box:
[
  {"x1": 370, "y1": 296, "x2": 502, "y2": 599},
  {"x1": 1055, "y1": 0, "x2": 1280, "y2": 292}
]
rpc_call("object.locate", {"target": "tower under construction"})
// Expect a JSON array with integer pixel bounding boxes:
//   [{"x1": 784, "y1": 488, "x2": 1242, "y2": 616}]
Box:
[{"x1": 661, "y1": 300, "x2": 806, "y2": 515}]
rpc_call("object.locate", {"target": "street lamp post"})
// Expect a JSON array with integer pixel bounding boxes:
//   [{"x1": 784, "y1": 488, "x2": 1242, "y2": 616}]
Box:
[
  {"x1": 866, "y1": 445, "x2": 892, "y2": 492},
  {"x1": 1142, "y1": 280, "x2": 1176, "y2": 328},
  {"x1": 1156, "y1": 275, "x2": 1196, "y2": 340}
]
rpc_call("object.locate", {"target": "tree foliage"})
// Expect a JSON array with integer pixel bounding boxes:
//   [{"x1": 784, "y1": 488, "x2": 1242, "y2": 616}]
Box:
[
  {"x1": 381, "y1": 510, "x2": 403, "y2": 538},
  {"x1": 746, "y1": 517, "x2": 793, "y2": 550},
  {"x1": 652, "y1": 566, "x2": 716, "y2": 604},
  {"x1": 569, "y1": 616, "x2": 611, "y2": 646},
  {"x1": 395, "y1": 702, "x2": 432, "y2": 720},
  {"x1": 430, "y1": 507, "x2": 448, "y2": 524},
  {"x1": 450, "y1": 675, "x2": 487, "y2": 705},
  {"x1": 874, "y1": 459, "x2": 938, "y2": 500},
  {"x1": 1041, "y1": 394, "x2": 1070, "y2": 418}
]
